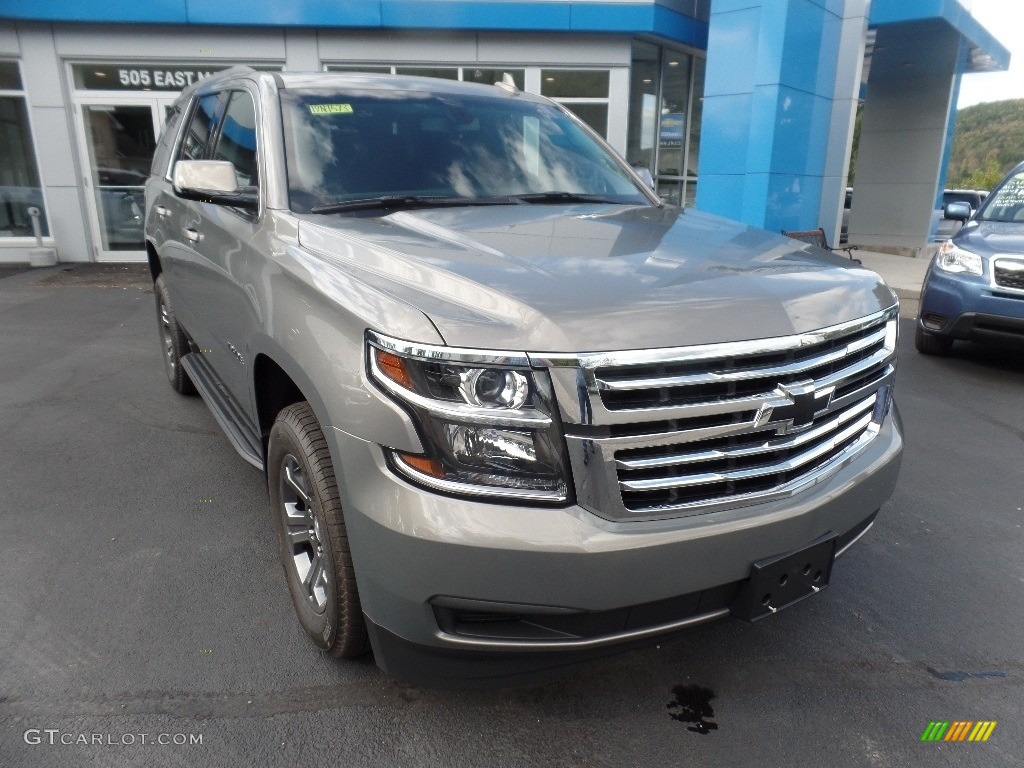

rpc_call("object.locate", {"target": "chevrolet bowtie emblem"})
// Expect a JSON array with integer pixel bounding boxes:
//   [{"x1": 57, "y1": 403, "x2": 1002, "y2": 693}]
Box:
[{"x1": 755, "y1": 381, "x2": 831, "y2": 433}]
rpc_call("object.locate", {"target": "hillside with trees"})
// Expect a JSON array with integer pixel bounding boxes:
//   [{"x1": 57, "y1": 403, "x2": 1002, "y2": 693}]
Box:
[
  {"x1": 848, "y1": 99, "x2": 1024, "y2": 190},
  {"x1": 947, "y1": 99, "x2": 1024, "y2": 189}
]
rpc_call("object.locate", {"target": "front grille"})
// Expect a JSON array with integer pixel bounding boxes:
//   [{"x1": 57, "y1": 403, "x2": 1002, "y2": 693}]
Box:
[
  {"x1": 551, "y1": 308, "x2": 898, "y2": 520},
  {"x1": 994, "y1": 259, "x2": 1024, "y2": 291},
  {"x1": 616, "y1": 396, "x2": 876, "y2": 512}
]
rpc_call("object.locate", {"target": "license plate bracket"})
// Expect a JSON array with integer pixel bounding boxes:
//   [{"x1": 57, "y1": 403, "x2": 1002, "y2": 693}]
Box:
[{"x1": 731, "y1": 533, "x2": 837, "y2": 622}]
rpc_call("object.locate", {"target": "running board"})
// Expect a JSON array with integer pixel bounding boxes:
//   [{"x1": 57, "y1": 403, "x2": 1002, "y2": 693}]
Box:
[{"x1": 180, "y1": 352, "x2": 265, "y2": 471}]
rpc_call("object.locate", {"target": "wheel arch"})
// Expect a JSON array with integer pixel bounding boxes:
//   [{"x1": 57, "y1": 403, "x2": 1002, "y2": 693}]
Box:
[
  {"x1": 251, "y1": 341, "x2": 337, "y2": 468},
  {"x1": 146, "y1": 239, "x2": 162, "y2": 283}
]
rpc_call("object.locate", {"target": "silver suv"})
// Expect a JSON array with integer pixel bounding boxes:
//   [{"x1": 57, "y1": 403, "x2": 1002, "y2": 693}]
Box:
[{"x1": 145, "y1": 68, "x2": 903, "y2": 686}]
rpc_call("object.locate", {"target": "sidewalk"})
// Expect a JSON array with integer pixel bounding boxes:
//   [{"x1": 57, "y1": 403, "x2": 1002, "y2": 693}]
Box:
[{"x1": 854, "y1": 249, "x2": 929, "y2": 319}]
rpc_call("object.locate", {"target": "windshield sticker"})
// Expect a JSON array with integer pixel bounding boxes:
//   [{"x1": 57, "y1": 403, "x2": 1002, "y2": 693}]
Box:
[{"x1": 309, "y1": 104, "x2": 353, "y2": 115}]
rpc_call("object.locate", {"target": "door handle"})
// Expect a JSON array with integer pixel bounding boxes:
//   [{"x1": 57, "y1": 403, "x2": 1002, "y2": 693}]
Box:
[
  {"x1": 154, "y1": 205, "x2": 170, "y2": 218},
  {"x1": 183, "y1": 227, "x2": 203, "y2": 244}
]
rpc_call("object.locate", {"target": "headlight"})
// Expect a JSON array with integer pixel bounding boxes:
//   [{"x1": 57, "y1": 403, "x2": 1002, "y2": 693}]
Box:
[
  {"x1": 935, "y1": 240, "x2": 983, "y2": 276},
  {"x1": 366, "y1": 332, "x2": 570, "y2": 503}
]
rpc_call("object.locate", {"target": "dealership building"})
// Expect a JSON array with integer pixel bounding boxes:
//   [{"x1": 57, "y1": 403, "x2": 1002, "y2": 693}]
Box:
[{"x1": 0, "y1": 0, "x2": 1010, "y2": 264}]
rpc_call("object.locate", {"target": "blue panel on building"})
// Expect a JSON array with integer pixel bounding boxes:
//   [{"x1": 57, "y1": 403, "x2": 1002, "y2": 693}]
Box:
[
  {"x1": 0, "y1": 0, "x2": 188, "y2": 24},
  {"x1": 0, "y1": 0, "x2": 707, "y2": 44},
  {"x1": 382, "y1": 1, "x2": 571, "y2": 31},
  {"x1": 186, "y1": 0, "x2": 382, "y2": 27}
]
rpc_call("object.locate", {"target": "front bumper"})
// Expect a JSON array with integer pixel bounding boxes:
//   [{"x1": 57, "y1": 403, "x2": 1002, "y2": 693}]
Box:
[
  {"x1": 919, "y1": 267, "x2": 1024, "y2": 345},
  {"x1": 327, "y1": 410, "x2": 903, "y2": 685}
]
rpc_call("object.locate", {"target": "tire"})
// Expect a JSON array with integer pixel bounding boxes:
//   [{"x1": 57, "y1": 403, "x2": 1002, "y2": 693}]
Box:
[
  {"x1": 914, "y1": 324, "x2": 953, "y2": 356},
  {"x1": 268, "y1": 402, "x2": 369, "y2": 658},
  {"x1": 154, "y1": 274, "x2": 197, "y2": 395}
]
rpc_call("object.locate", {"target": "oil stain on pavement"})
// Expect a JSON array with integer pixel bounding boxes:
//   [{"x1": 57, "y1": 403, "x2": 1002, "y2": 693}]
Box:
[{"x1": 667, "y1": 684, "x2": 718, "y2": 734}]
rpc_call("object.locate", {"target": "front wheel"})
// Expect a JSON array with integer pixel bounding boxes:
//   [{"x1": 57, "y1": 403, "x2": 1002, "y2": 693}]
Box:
[
  {"x1": 914, "y1": 324, "x2": 953, "y2": 356},
  {"x1": 154, "y1": 274, "x2": 196, "y2": 395},
  {"x1": 268, "y1": 402, "x2": 369, "y2": 658}
]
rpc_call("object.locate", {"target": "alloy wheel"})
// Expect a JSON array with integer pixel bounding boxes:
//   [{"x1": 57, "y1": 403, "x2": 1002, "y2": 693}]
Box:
[{"x1": 279, "y1": 454, "x2": 329, "y2": 614}]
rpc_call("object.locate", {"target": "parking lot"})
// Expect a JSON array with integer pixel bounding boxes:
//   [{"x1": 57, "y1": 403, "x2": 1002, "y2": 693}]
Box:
[{"x1": 1, "y1": 265, "x2": 1022, "y2": 768}]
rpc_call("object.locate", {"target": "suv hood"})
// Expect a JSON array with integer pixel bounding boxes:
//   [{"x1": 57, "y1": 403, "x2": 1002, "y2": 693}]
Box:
[
  {"x1": 297, "y1": 205, "x2": 896, "y2": 353},
  {"x1": 953, "y1": 219, "x2": 1024, "y2": 257}
]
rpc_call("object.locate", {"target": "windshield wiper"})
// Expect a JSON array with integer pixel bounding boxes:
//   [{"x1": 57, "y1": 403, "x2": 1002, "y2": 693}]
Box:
[
  {"x1": 310, "y1": 195, "x2": 515, "y2": 214},
  {"x1": 513, "y1": 191, "x2": 623, "y2": 204}
]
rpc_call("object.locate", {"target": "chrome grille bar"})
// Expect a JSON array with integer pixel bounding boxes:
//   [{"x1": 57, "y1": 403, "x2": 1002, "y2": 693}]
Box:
[
  {"x1": 616, "y1": 395, "x2": 877, "y2": 472},
  {"x1": 619, "y1": 411, "x2": 875, "y2": 492},
  {"x1": 596, "y1": 326, "x2": 888, "y2": 392}
]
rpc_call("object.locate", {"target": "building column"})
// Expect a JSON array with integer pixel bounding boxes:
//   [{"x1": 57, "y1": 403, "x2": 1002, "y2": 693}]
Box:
[
  {"x1": 17, "y1": 23, "x2": 93, "y2": 262},
  {"x1": 847, "y1": 21, "x2": 962, "y2": 250},
  {"x1": 696, "y1": 0, "x2": 868, "y2": 241}
]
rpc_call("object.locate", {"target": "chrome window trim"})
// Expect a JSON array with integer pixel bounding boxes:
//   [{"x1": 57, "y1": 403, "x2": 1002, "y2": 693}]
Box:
[{"x1": 990, "y1": 256, "x2": 1024, "y2": 296}]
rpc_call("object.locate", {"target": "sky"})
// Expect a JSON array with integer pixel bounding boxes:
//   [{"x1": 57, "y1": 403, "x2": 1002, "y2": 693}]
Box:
[{"x1": 956, "y1": 0, "x2": 1024, "y2": 108}]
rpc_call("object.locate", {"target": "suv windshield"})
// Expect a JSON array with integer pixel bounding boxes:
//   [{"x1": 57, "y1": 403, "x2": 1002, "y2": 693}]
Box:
[
  {"x1": 279, "y1": 88, "x2": 650, "y2": 213},
  {"x1": 978, "y1": 171, "x2": 1024, "y2": 223}
]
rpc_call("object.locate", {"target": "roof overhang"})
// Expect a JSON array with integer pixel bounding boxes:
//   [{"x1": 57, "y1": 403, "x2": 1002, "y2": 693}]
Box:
[
  {"x1": 869, "y1": 0, "x2": 1010, "y2": 72},
  {"x1": 0, "y1": 0, "x2": 709, "y2": 50}
]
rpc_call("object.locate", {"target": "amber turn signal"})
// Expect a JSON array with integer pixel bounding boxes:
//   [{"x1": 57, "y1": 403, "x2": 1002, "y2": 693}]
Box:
[
  {"x1": 396, "y1": 452, "x2": 445, "y2": 478},
  {"x1": 374, "y1": 348, "x2": 415, "y2": 390}
]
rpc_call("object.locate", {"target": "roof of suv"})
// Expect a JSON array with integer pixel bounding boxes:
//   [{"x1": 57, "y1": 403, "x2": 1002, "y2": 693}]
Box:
[{"x1": 194, "y1": 66, "x2": 540, "y2": 102}]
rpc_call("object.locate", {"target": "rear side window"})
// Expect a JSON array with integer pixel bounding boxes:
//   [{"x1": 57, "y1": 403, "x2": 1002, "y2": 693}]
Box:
[
  {"x1": 178, "y1": 93, "x2": 223, "y2": 162},
  {"x1": 211, "y1": 90, "x2": 259, "y2": 187}
]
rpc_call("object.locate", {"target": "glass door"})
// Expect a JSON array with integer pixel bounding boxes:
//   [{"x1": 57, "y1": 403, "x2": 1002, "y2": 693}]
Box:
[{"x1": 76, "y1": 99, "x2": 161, "y2": 261}]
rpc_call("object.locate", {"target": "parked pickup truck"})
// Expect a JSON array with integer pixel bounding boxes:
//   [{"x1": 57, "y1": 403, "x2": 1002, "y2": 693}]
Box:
[{"x1": 145, "y1": 67, "x2": 902, "y2": 686}]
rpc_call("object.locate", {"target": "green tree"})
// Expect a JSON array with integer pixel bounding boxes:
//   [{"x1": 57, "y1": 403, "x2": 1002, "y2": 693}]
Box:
[{"x1": 947, "y1": 99, "x2": 1024, "y2": 188}]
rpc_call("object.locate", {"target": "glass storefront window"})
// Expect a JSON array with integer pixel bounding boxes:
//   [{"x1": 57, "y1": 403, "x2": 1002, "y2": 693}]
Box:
[
  {"x1": 656, "y1": 55, "x2": 690, "y2": 177},
  {"x1": 688, "y1": 57, "x2": 705, "y2": 192},
  {"x1": 394, "y1": 67, "x2": 459, "y2": 80},
  {"x1": 463, "y1": 68, "x2": 525, "y2": 90},
  {"x1": 325, "y1": 66, "x2": 392, "y2": 74},
  {"x1": 626, "y1": 42, "x2": 705, "y2": 207},
  {"x1": 0, "y1": 62, "x2": 48, "y2": 238},
  {"x1": 325, "y1": 65, "x2": 525, "y2": 91},
  {"x1": 81, "y1": 105, "x2": 156, "y2": 251},
  {"x1": 540, "y1": 69, "x2": 610, "y2": 139},
  {"x1": 72, "y1": 63, "x2": 238, "y2": 92},
  {"x1": 627, "y1": 42, "x2": 660, "y2": 172},
  {"x1": 0, "y1": 61, "x2": 22, "y2": 90},
  {"x1": 563, "y1": 103, "x2": 609, "y2": 139},
  {"x1": 540, "y1": 70, "x2": 609, "y2": 98}
]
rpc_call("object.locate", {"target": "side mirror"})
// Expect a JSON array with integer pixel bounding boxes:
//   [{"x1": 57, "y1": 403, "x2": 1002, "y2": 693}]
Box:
[
  {"x1": 944, "y1": 201, "x2": 971, "y2": 222},
  {"x1": 632, "y1": 165, "x2": 656, "y2": 190},
  {"x1": 173, "y1": 160, "x2": 258, "y2": 210}
]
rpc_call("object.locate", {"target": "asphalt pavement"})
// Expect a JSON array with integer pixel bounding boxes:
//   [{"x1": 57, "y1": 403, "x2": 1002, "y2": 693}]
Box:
[{"x1": 0, "y1": 264, "x2": 1021, "y2": 768}]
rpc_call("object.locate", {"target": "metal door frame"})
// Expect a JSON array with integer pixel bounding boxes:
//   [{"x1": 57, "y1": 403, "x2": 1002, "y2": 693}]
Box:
[{"x1": 71, "y1": 93, "x2": 178, "y2": 263}]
